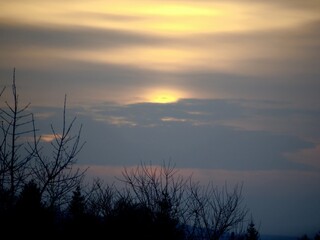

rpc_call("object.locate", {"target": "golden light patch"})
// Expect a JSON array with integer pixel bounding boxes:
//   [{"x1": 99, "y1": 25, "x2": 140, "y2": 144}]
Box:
[
  {"x1": 41, "y1": 134, "x2": 60, "y2": 142},
  {"x1": 151, "y1": 94, "x2": 177, "y2": 104},
  {"x1": 145, "y1": 88, "x2": 184, "y2": 104},
  {"x1": 161, "y1": 117, "x2": 187, "y2": 122},
  {"x1": 3, "y1": 1, "x2": 318, "y2": 35}
]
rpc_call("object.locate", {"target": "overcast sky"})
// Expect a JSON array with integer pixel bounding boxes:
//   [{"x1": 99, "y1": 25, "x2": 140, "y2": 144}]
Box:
[{"x1": 1, "y1": 0, "x2": 320, "y2": 237}]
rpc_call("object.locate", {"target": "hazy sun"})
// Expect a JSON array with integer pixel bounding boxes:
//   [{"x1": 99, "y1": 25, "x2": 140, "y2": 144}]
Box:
[
  {"x1": 146, "y1": 89, "x2": 183, "y2": 104},
  {"x1": 151, "y1": 94, "x2": 177, "y2": 104}
]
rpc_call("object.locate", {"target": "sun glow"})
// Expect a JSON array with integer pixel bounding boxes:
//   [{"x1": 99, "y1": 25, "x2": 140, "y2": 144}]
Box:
[{"x1": 146, "y1": 89, "x2": 184, "y2": 104}]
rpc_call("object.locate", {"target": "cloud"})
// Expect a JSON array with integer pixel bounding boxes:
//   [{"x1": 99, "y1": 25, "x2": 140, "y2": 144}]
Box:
[
  {"x1": 177, "y1": 19, "x2": 320, "y2": 76},
  {"x1": 66, "y1": 11, "x2": 145, "y2": 22},
  {"x1": 4, "y1": 93, "x2": 319, "y2": 172},
  {"x1": 2, "y1": 3, "x2": 320, "y2": 75},
  {"x1": 84, "y1": 99, "x2": 247, "y2": 127},
  {"x1": 0, "y1": 22, "x2": 169, "y2": 50},
  {"x1": 40, "y1": 134, "x2": 59, "y2": 142},
  {"x1": 1, "y1": 11, "x2": 320, "y2": 110},
  {"x1": 284, "y1": 144, "x2": 320, "y2": 169},
  {"x1": 83, "y1": 98, "x2": 320, "y2": 142},
  {"x1": 56, "y1": 99, "x2": 315, "y2": 171}
]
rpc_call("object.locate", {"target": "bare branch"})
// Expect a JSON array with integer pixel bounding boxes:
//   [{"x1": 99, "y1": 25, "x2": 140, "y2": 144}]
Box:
[
  {"x1": 188, "y1": 181, "x2": 248, "y2": 240},
  {"x1": 33, "y1": 96, "x2": 86, "y2": 209}
]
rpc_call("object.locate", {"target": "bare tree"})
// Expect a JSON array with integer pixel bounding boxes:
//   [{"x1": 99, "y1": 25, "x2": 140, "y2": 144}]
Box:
[
  {"x1": 85, "y1": 178, "x2": 117, "y2": 219},
  {"x1": 32, "y1": 95, "x2": 87, "y2": 209},
  {"x1": 119, "y1": 161, "x2": 193, "y2": 240},
  {"x1": 0, "y1": 68, "x2": 36, "y2": 203},
  {"x1": 188, "y1": 182, "x2": 248, "y2": 240},
  {"x1": 120, "y1": 161, "x2": 190, "y2": 222},
  {"x1": 0, "y1": 68, "x2": 86, "y2": 211},
  {"x1": 119, "y1": 162, "x2": 248, "y2": 240}
]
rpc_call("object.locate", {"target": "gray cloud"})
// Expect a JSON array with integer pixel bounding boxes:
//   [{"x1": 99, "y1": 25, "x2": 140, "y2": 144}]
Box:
[
  {"x1": 0, "y1": 22, "x2": 169, "y2": 50},
  {"x1": 80, "y1": 114, "x2": 313, "y2": 171},
  {"x1": 27, "y1": 99, "x2": 316, "y2": 171},
  {"x1": 88, "y1": 98, "x2": 248, "y2": 127},
  {"x1": 183, "y1": 20, "x2": 320, "y2": 77},
  {"x1": 65, "y1": 11, "x2": 146, "y2": 22}
]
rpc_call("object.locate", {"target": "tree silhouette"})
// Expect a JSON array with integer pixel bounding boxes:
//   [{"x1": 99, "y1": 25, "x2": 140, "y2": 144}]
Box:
[
  {"x1": 120, "y1": 161, "x2": 188, "y2": 239},
  {"x1": 14, "y1": 180, "x2": 55, "y2": 237},
  {"x1": 298, "y1": 232, "x2": 320, "y2": 240},
  {"x1": 120, "y1": 162, "x2": 248, "y2": 240},
  {"x1": 32, "y1": 94, "x2": 86, "y2": 209},
  {"x1": 16, "y1": 180, "x2": 42, "y2": 212},
  {"x1": 68, "y1": 185, "x2": 85, "y2": 219},
  {"x1": 86, "y1": 178, "x2": 116, "y2": 219},
  {"x1": 188, "y1": 182, "x2": 248, "y2": 240},
  {"x1": 0, "y1": 69, "x2": 86, "y2": 236},
  {"x1": 245, "y1": 218, "x2": 260, "y2": 240},
  {"x1": 64, "y1": 184, "x2": 100, "y2": 237},
  {"x1": 107, "y1": 196, "x2": 153, "y2": 239},
  {"x1": 299, "y1": 234, "x2": 311, "y2": 240},
  {"x1": 0, "y1": 68, "x2": 36, "y2": 204}
]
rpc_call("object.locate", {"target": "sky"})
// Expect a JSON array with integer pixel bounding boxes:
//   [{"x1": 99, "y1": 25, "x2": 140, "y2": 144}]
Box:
[{"x1": 1, "y1": 0, "x2": 320, "y2": 237}]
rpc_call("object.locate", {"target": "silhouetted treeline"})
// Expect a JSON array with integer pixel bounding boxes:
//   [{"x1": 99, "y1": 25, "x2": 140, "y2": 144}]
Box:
[
  {"x1": 0, "y1": 170, "x2": 248, "y2": 239},
  {"x1": 298, "y1": 232, "x2": 320, "y2": 240}
]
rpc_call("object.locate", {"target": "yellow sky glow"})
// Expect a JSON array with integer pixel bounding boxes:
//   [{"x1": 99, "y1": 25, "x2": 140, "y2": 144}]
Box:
[
  {"x1": 2, "y1": 1, "x2": 318, "y2": 35},
  {"x1": 144, "y1": 88, "x2": 186, "y2": 104},
  {"x1": 1, "y1": 0, "x2": 320, "y2": 104}
]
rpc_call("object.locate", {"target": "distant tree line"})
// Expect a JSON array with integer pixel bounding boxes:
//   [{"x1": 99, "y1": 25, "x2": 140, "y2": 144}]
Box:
[
  {"x1": 0, "y1": 69, "x2": 264, "y2": 239},
  {"x1": 298, "y1": 233, "x2": 320, "y2": 240}
]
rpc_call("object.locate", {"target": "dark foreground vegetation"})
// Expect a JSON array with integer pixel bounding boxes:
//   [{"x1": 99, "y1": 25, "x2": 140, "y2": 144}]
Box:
[{"x1": 0, "y1": 70, "x2": 318, "y2": 239}]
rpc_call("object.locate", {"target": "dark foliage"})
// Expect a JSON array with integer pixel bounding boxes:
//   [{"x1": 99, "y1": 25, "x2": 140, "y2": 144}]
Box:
[
  {"x1": 245, "y1": 219, "x2": 260, "y2": 240},
  {"x1": 298, "y1": 232, "x2": 320, "y2": 240}
]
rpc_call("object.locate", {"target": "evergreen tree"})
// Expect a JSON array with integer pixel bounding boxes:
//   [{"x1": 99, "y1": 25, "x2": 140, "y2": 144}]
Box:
[
  {"x1": 245, "y1": 219, "x2": 260, "y2": 240},
  {"x1": 68, "y1": 185, "x2": 85, "y2": 219},
  {"x1": 65, "y1": 185, "x2": 101, "y2": 237},
  {"x1": 16, "y1": 180, "x2": 42, "y2": 211},
  {"x1": 15, "y1": 180, "x2": 54, "y2": 237},
  {"x1": 298, "y1": 234, "x2": 310, "y2": 240}
]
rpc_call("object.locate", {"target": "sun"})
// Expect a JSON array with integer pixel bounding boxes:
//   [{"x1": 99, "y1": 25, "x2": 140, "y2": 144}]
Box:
[
  {"x1": 151, "y1": 94, "x2": 177, "y2": 104},
  {"x1": 146, "y1": 89, "x2": 183, "y2": 104}
]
